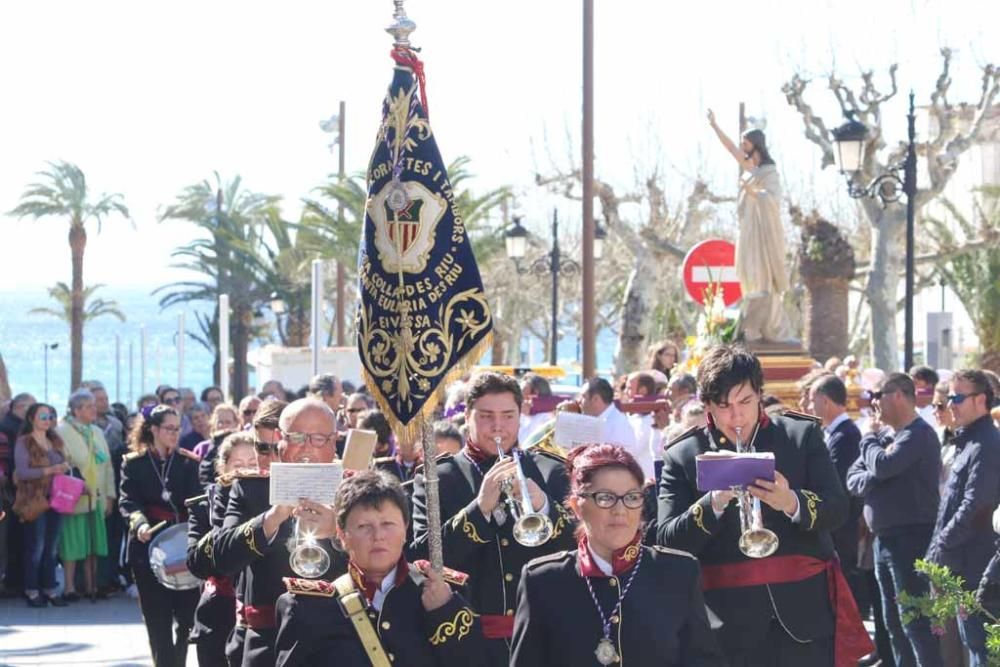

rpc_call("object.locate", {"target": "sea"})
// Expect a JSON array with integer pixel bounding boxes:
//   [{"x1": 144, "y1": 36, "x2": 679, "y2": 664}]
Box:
[{"x1": 0, "y1": 287, "x2": 616, "y2": 410}]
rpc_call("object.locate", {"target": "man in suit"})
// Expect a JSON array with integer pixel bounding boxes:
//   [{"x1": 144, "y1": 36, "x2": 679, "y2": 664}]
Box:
[{"x1": 658, "y1": 344, "x2": 868, "y2": 666}]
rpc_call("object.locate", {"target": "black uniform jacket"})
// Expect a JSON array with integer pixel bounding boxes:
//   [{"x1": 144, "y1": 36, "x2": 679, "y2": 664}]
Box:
[
  {"x1": 510, "y1": 545, "x2": 726, "y2": 667},
  {"x1": 274, "y1": 565, "x2": 485, "y2": 667},
  {"x1": 657, "y1": 412, "x2": 848, "y2": 653},
  {"x1": 213, "y1": 473, "x2": 347, "y2": 667},
  {"x1": 119, "y1": 447, "x2": 203, "y2": 567},
  {"x1": 408, "y1": 447, "x2": 576, "y2": 666},
  {"x1": 187, "y1": 483, "x2": 236, "y2": 645}
]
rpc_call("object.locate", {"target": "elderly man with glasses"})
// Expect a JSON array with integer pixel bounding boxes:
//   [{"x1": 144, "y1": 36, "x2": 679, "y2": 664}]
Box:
[
  {"x1": 213, "y1": 398, "x2": 348, "y2": 667},
  {"x1": 846, "y1": 372, "x2": 944, "y2": 667}
]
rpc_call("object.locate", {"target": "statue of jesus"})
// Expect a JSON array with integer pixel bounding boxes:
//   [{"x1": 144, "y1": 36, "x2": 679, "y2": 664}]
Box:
[{"x1": 707, "y1": 109, "x2": 791, "y2": 343}]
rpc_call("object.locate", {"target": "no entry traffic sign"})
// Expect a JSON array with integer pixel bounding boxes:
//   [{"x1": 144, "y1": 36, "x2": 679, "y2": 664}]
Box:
[{"x1": 682, "y1": 239, "x2": 742, "y2": 307}]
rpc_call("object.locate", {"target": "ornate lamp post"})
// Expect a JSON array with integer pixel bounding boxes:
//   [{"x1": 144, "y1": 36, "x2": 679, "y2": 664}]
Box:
[
  {"x1": 831, "y1": 92, "x2": 918, "y2": 370},
  {"x1": 505, "y1": 211, "x2": 606, "y2": 366}
]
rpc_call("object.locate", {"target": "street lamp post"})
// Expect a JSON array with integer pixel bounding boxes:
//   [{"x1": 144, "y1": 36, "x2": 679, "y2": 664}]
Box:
[
  {"x1": 831, "y1": 91, "x2": 918, "y2": 371},
  {"x1": 43, "y1": 342, "x2": 58, "y2": 402},
  {"x1": 504, "y1": 210, "x2": 606, "y2": 366}
]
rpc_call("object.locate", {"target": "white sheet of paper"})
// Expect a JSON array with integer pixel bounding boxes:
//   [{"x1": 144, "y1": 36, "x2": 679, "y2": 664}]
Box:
[
  {"x1": 268, "y1": 463, "x2": 343, "y2": 506},
  {"x1": 553, "y1": 412, "x2": 605, "y2": 450}
]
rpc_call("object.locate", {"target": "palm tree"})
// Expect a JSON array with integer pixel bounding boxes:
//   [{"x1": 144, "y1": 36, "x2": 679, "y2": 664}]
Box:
[
  {"x1": 925, "y1": 187, "x2": 1000, "y2": 372},
  {"x1": 302, "y1": 155, "x2": 509, "y2": 346},
  {"x1": 10, "y1": 161, "x2": 129, "y2": 390},
  {"x1": 29, "y1": 282, "x2": 126, "y2": 325},
  {"x1": 157, "y1": 173, "x2": 279, "y2": 399}
]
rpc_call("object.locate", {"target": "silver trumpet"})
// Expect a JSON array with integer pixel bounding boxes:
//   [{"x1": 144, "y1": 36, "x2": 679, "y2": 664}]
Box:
[
  {"x1": 731, "y1": 426, "x2": 779, "y2": 559},
  {"x1": 495, "y1": 436, "x2": 553, "y2": 548},
  {"x1": 288, "y1": 457, "x2": 331, "y2": 578}
]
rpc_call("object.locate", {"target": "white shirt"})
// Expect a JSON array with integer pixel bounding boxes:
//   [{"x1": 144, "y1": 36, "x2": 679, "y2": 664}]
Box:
[
  {"x1": 628, "y1": 412, "x2": 662, "y2": 466},
  {"x1": 917, "y1": 403, "x2": 939, "y2": 431},
  {"x1": 823, "y1": 412, "x2": 852, "y2": 440},
  {"x1": 371, "y1": 571, "x2": 398, "y2": 612},
  {"x1": 599, "y1": 403, "x2": 654, "y2": 481},
  {"x1": 588, "y1": 545, "x2": 614, "y2": 576}
]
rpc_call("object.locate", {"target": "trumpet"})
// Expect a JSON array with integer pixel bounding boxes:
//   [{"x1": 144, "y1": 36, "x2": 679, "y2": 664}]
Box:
[
  {"x1": 495, "y1": 436, "x2": 553, "y2": 548},
  {"x1": 287, "y1": 457, "x2": 331, "y2": 578},
  {"x1": 731, "y1": 426, "x2": 779, "y2": 559}
]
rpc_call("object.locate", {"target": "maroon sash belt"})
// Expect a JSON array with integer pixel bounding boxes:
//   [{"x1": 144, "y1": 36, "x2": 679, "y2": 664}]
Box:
[
  {"x1": 205, "y1": 576, "x2": 235, "y2": 598},
  {"x1": 236, "y1": 601, "x2": 276, "y2": 630},
  {"x1": 480, "y1": 615, "x2": 514, "y2": 639},
  {"x1": 701, "y1": 555, "x2": 873, "y2": 667}
]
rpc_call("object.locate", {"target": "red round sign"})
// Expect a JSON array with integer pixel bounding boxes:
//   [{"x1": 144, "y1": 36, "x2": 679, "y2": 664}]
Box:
[{"x1": 682, "y1": 239, "x2": 742, "y2": 307}]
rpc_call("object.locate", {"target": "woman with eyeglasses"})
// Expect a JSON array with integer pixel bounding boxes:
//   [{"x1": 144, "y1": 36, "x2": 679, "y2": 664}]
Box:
[
  {"x1": 120, "y1": 405, "x2": 203, "y2": 667},
  {"x1": 12, "y1": 403, "x2": 71, "y2": 607},
  {"x1": 511, "y1": 444, "x2": 725, "y2": 666}
]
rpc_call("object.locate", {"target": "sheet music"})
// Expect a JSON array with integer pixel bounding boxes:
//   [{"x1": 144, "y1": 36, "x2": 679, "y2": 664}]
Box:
[
  {"x1": 553, "y1": 412, "x2": 605, "y2": 450},
  {"x1": 268, "y1": 463, "x2": 343, "y2": 506}
]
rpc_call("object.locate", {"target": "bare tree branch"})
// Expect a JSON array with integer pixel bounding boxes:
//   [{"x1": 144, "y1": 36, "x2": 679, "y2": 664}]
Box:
[{"x1": 781, "y1": 75, "x2": 837, "y2": 167}]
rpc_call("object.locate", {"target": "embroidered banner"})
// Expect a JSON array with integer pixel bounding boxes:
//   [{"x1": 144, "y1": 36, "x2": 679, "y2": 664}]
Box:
[{"x1": 357, "y1": 48, "x2": 493, "y2": 437}]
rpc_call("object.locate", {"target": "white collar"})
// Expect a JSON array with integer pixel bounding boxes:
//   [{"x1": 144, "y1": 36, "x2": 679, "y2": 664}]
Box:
[
  {"x1": 825, "y1": 412, "x2": 851, "y2": 435},
  {"x1": 371, "y1": 570, "x2": 398, "y2": 612},
  {"x1": 587, "y1": 544, "x2": 614, "y2": 576}
]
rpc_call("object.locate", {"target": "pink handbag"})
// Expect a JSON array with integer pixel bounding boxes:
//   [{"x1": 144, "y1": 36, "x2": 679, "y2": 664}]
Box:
[{"x1": 50, "y1": 473, "x2": 86, "y2": 514}]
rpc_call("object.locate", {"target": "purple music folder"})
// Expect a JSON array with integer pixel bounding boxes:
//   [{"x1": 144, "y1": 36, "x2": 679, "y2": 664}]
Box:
[{"x1": 695, "y1": 452, "x2": 776, "y2": 491}]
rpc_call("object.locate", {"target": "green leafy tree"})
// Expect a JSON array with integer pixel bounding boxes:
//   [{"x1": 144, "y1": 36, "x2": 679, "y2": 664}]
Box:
[
  {"x1": 925, "y1": 186, "x2": 1000, "y2": 372},
  {"x1": 157, "y1": 173, "x2": 279, "y2": 400},
  {"x1": 29, "y1": 282, "x2": 126, "y2": 325},
  {"x1": 10, "y1": 161, "x2": 129, "y2": 390}
]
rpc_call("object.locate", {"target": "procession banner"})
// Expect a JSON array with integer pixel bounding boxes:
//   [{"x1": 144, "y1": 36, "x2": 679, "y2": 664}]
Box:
[{"x1": 357, "y1": 46, "x2": 493, "y2": 441}]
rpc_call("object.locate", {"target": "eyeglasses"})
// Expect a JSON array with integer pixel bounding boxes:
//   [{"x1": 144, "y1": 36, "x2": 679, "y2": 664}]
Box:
[
  {"x1": 243, "y1": 409, "x2": 258, "y2": 417},
  {"x1": 932, "y1": 402, "x2": 947, "y2": 411},
  {"x1": 947, "y1": 392, "x2": 981, "y2": 406},
  {"x1": 283, "y1": 432, "x2": 335, "y2": 448},
  {"x1": 576, "y1": 491, "x2": 645, "y2": 510}
]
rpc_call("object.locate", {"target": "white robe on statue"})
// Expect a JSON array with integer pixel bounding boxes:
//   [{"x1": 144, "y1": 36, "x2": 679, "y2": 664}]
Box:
[{"x1": 736, "y1": 164, "x2": 790, "y2": 342}]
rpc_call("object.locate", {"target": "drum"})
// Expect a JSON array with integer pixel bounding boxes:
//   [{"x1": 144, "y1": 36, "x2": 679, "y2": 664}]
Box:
[{"x1": 148, "y1": 523, "x2": 200, "y2": 590}]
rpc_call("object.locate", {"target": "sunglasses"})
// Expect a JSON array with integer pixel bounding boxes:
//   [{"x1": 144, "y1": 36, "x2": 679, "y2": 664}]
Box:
[
  {"x1": 163, "y1": 397, "x2": 182, "y2": 405},
  {"x1": 947, "y1": 392, "x2": 981, "y2": 406},
  {"x1": 37, "y1": 413, "x2": 55, "y2": 422},
  {"x1": 243, "y1": 409, "x2": 258, "y2": 417},
  {"x1": 932, "y1": 402, "x2": 947, "y2": 411}
]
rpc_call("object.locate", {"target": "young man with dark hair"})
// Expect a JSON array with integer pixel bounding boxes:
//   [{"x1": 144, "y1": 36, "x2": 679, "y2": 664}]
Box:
[
  {"x1": 847, "y1": 372, "x2": 944, "y2": 667},
  {"x1": 409, "y1": 371, "x2": 575, "y2": 667},
  {"x1": 658, "y1": 344, "x2": 862, "y2": 666},
  {"x1": 926, "y1": 369, "x2": 1000, "y2": 665}
]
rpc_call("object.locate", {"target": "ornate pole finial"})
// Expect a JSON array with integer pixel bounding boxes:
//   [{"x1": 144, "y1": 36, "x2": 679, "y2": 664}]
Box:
[{"x1": 386, "y1": 0, "x2": 416, "y2": 48}]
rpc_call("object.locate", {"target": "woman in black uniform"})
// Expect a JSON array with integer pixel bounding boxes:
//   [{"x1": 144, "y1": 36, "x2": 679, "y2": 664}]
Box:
[
  {"x1": 119, "y1": 405, "x2": 202, "y2": 667},
  {"x1": 510, "y1": 444, "x2": 725, "y2": 666}
]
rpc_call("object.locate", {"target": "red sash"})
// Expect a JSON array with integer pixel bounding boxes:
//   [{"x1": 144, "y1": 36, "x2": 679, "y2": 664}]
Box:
[
  {"x1": 480, "y1": 615, "x2": 515, "y2": 639},
  {"x1": 146, "y1": 506, "x2": 183, "y2": 523},
  {"x1": 701, "y1": 555, "x2": 872, "y2": 667},
  {"x1": 205, "y1": 576, "x2": 235, "y2": 598},
  {"x1": 236, "y1": 601, "x2": 276, "y2": 629}
]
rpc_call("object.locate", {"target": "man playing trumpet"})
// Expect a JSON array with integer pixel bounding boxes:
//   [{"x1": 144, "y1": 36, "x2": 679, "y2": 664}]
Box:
[
  {"x1": 657, "y1": 345, "x2": 869, "y2": 666},
  {"x1": 409, "y1": 371, "x2": 576, "y2": 666}
]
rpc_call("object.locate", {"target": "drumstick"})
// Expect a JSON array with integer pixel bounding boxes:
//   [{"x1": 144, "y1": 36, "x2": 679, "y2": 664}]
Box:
[{"x1": 148, "y1": 521, "x2": 169, "y2": 536}]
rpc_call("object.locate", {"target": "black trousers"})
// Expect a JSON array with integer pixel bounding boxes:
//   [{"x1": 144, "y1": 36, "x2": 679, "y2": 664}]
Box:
[
  {"x1": 132, "y1": 563, "x2": 199, "y2": 667},
  {"x1": 726, "y1": 618, "x2": 835, "y2": 667}
]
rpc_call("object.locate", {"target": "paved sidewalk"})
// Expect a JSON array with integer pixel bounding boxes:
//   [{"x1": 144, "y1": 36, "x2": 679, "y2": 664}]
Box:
[{"x1": 0, "y1": 595, "x2": 197, "y2": 667}]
